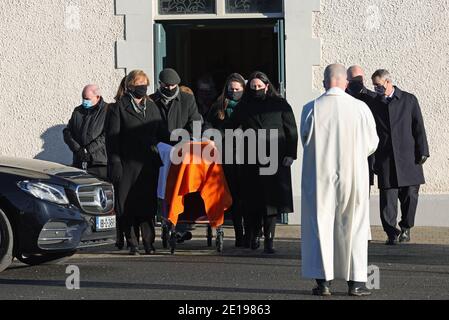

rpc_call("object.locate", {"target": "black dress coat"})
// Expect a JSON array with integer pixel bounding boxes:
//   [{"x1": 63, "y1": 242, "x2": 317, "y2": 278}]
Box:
[
  {"x1": 370, "y1": 87, "x2": 429, "y2": 189},
  {"x1": 230, "y1": 95, "x2": 298, "y2": 217},
  {"x1": 63, "y1": 98, "x2": 108, "y2": 168},
  {"x1": 347, "y1": 87, "x2": 378, "y2": 186},
  {"x1": 150, "y1": 91, "x2": 203, "y2": 140},
  {"x1": 106, "y1": 95, "x2": 164, "y2": 219}
]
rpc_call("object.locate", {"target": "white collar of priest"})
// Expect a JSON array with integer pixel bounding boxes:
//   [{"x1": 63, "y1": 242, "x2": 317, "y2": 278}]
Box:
[{"x1": 326, "y1": 87, "x2": 346, "y2": 96}]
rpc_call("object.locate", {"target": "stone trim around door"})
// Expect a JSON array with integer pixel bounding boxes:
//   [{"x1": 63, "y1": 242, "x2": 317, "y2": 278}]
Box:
[
  {"x1": 115, "y1": 0, "x2": 322, "y2": 96},
  {"x1": 115, "y1": 0, "x2": 154, "y2": 88}
]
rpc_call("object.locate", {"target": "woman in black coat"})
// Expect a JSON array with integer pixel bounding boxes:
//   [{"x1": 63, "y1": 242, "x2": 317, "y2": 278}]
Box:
[
  {"x1": 106, "y1": 70, "x2": 164, "y2": 255},
  {"x1": 206, "y1": 73, "x2": 248, "y2": 248},
  {"x1": 230, "y1": 71, "x2": 298, "y2": 254}
]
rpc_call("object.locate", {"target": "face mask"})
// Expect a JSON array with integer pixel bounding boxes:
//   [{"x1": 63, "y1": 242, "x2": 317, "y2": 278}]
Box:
[
  {"x1": 160, "y1": 86, "x2": 178, "y2": 97},
  {"x1": 129, "y1": 85, "x2": 148, "y2": 99},
  {"x1": 227, "y1": 90, "x2": 243, "y2": 102},
  {"x1": 374, "y1": 85, "x2": 386, "y2": 96},
  {"x1": 82, "y1": 99, "x2": 93, "y2": 109},
  {"x1": 250, "y1": 88, "x2": 267, "y2": 100},
  {"x1": 348, "y1": 76, "x2": 364, "y2": 94}
]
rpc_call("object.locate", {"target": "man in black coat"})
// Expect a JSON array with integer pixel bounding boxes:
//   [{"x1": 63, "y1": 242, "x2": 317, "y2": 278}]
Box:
[
  {"x1": 63, "y1": 84, "x2": 108, "y2": 180},
  {"x1": 150, "y1": 68, "x2": 203, "y2": 243},
  {"x1": 150, "y1": 68, "x2": 203, "y2": 140},
  {"x1": 371, "y1": 69, "x2": 430, "y2": 245},
  {"x1": 347, "y1": 65, "x2": 378, "y2": 189}
]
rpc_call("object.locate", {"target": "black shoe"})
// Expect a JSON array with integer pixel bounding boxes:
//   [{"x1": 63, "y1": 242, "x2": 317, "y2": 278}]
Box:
[
  {"x1": 176, "y1": 231, "x2": 193, "y2": 244},
  {"x1": 129, "y1": 246, "x2": 140, "y2": 256},
  {"x1": 348, "y1": 285, "x2": 372, "y2": 297},
  {"x1": 312, "y1": 285, "x2": 331, "y2": 296},
  {"x1": 399, "y1": 228, "x2": 411, "y2": 243},
  {"x1": 115, "y1": 242, "x2": 124, "y2": 251},
  {"x1": 144, "y1": 245, "x2": 156, "y2": 255},
  {"x1": 385, "y1": 235, "x2": 399, "y2": 245},
  {"x1": 263, "y1": 239, "x2": 275, "y2": 254},
  {"x1": 235, "y1": 238, "x2": 244, "y2": 248},
  {"x1": 250, "y1": 237, "x2": 260, "y2": 250}
]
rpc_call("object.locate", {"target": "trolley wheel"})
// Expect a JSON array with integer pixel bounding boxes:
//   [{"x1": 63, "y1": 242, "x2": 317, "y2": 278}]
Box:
[
  {"x1": 161, "y1": 224, "x2": 169, "y2": 249},
  {"x1": 169, "y1": 230, "x2": 177, "y2": 254},
  {"x1": 216, "y1": 228, "x2": 224, "y2": 253},
  {"x1": 207, "y1": 225, "x2": 213, "y2": 247}
]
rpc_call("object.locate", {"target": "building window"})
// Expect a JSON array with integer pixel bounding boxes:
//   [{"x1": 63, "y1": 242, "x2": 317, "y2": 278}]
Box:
[
  {"x1": 159, "y1": 0, "x2": 216, "y2": 15},
  {"x1": 225, "y1": 0, "x2": 283, "y2": 14}
]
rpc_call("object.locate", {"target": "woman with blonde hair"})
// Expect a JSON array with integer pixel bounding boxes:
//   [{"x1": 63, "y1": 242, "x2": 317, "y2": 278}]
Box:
[{"x1": 106, "y1": 70, "x2": 165, "y2": 255}]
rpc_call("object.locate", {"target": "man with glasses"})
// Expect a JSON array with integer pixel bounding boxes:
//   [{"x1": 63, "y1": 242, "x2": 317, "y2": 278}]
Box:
[{"x1": 370, "y1": 69, "x2": 430, "y2": 245}]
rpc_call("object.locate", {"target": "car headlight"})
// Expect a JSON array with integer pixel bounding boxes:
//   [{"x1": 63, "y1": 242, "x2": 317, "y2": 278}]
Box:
[{"x1": 17, "y1": 181, "x2": 70, "y2": 205}]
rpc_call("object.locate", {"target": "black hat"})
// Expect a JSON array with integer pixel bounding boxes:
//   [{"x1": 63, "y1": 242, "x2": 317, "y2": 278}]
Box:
[{"x1": 159, "y1": 68, "x2": 181, "y2": 85}]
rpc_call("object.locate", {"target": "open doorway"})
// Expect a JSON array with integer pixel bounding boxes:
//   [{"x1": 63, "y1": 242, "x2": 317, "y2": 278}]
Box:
[{"x1": 154, "y1": 19, "x2": 285, "y2": 112}]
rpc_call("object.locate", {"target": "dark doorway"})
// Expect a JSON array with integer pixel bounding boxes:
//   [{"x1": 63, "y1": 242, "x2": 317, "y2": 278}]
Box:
[{"x1": 155, "y1": 19, "x2": 284, "y2": 100}]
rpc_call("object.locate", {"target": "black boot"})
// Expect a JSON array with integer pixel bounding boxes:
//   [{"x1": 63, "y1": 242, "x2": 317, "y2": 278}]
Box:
[
  {"x1": 250, "y1": 235, "x2": 260, "y2": 250},
  {"x1": 399, "y1": 228, "x2": 411, "y2": 243},
  {"x1": 243, "y1": 234, "x2": 250, "y2": 248},
  {"x1": 235, "y1": 235, "x2": 244, "y2": 248},
  {"x1": 263, "y1": 238, "x2": 275, "y2": 254},
  {"x1": 144, "y1": 244, "x2": 156, "y2": 255},
  {"x1": 129, "y1": 246, "x2": 140, "y2": 256}
]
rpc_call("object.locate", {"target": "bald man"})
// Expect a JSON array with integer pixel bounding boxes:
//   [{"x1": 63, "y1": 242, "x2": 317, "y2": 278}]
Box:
[
  {"x1": 63, "y1": 84, "x2": 109, "y2": 179},
  {"x1": 301, "y1": 64, "x2": 379, "y2": 296}
]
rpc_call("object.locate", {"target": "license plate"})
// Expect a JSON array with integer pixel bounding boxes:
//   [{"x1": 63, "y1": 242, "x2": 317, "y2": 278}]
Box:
[{"x1": 95, "y1": 215, "x2": 116, "y2": 231}]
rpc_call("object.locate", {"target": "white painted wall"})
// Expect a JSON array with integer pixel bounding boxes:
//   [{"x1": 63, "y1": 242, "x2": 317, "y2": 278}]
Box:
[
  {"x1": 0, "y1": 0, "x2": 124, "y2": 164},
  {"x1": 1, "y1": 0, "x2": 448, "y2": 226}
]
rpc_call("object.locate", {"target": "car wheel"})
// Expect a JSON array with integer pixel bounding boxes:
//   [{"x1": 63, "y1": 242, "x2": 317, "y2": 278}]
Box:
[
  {"x1": 0, "y1": 209, "x2": 14, "y2": 273},
  {"x1": 16, "y1": 251, "x2": 76, "y2": 266}
]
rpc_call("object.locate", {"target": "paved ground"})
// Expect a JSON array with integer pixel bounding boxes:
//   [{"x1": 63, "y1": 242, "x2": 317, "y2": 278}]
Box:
[{"x1": 0, "y1": 225, "x2": 448, "y2": 300}]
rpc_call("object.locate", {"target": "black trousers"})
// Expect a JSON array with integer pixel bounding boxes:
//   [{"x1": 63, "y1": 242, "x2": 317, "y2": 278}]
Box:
[
  {"x1": 248, "y1": 214, "x2": 276, "y2": 240},
  {"x1": 380, "y1": 185, "x2": 420, "y2": 238},
  {"x1": 231, "y1": 200, "x2": 249, "y2": 240},
  {"x1": 87, "y1": 165, "x2": 108, "y2": 181},
  {"x1": 125, "y1": 215, "x2": 155, "y2": 250}
]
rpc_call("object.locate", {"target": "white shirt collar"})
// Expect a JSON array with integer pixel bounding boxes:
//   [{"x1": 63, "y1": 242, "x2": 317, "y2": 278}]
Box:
[{"x1": 387, "y1": 88, "x2": 395, "y2": 98}]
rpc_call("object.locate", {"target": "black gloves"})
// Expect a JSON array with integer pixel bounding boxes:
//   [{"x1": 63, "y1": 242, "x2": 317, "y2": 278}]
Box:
[
  {"x1": 416, "y1": 155, "x2": 428, "y2": 165},
  {"x1": 76, "y1": 148, "x2": 90, "y2": 162}
]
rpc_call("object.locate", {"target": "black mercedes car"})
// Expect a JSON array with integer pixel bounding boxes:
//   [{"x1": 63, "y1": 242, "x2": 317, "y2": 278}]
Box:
[{"x1": 0, "y1": 157, "x2": 116, "y2": 272}]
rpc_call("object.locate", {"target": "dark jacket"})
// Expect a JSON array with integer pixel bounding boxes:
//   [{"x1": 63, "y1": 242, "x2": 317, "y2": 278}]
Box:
[
  {"x1": 106, "y1": 95, "x2": 164, "y2": 218},
  {"x1": 347, "y1": 87, "x2": 378, "y2": 186},
  {"x1": 206, "y1": 98, "x2": 241, "y2": 204},
  {"x1": 230, "y1": 95, "x2": 299, "y2": 216},
  {"x1": 150, "y1": 90, "x2": 203, "y2": 141},
  {"x1": 63, "y1": 98, "x2": 108, "y2": 168},
  {"x1": 370, "y1": 86, "x2": 429, "y2": 189}
]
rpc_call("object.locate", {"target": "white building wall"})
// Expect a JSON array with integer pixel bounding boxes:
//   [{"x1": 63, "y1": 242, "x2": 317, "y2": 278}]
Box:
[
  {"x1": 0, "y1": 0, "x2": 124, "y2": 164},
  {"x1": 1, "y1": 0, "x2": 448, "y2": 226}
]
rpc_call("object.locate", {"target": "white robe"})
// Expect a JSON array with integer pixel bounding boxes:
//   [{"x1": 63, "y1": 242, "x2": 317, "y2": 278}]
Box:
[{"x1": 300, "y1": 87, "x2": 379, "y2": 282}]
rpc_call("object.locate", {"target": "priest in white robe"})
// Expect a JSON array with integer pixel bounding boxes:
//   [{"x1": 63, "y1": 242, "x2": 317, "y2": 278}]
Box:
[{"x1": 300, "y1": 64, "x2": 379, "y2": 297}]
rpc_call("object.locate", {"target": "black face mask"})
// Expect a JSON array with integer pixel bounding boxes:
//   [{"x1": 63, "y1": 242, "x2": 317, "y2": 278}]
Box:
[
  {"x1": 129, "y1": 85, "x2": 148, "y2": 99},
  {"x1": 227, "y1": 90, "x2": 243, "y2": 101},
  {"x1": 348, "y1": 76, "x2": 364, "y2": 94},
  {"x1": 250, "y1": 88, "x2": 267, "y2": 100},
  {"x1": 160, "y1": 86, "x2": 178, "y2": 97}
]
